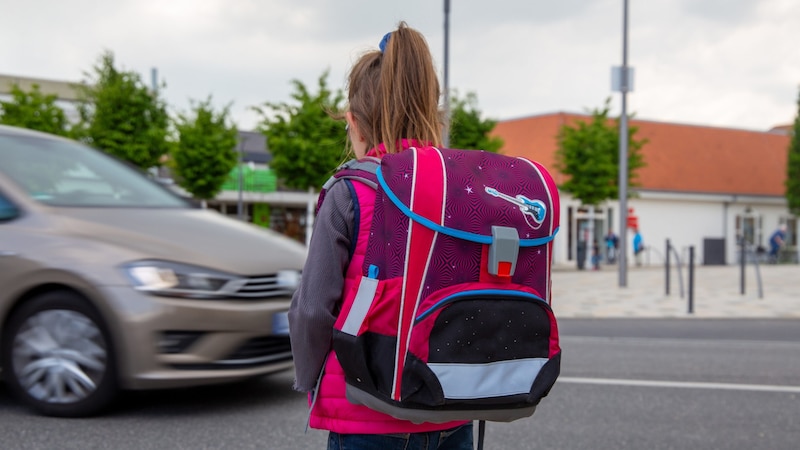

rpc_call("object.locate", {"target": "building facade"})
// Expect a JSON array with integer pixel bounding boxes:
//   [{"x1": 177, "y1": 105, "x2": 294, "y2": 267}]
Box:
[{"x1": 491, "y1": 112, "x2": 797, "y2": 267}]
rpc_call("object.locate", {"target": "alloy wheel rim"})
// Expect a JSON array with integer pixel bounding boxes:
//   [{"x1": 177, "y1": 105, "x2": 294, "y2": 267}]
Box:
[{"x1": 12, "y1": 309, "x2": 108, "y2": 404}]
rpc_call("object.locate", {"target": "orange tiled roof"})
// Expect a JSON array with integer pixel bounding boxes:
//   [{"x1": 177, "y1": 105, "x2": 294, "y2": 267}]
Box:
[{"x1": 491, "y1": 112, "x2": 792, "y2": 197}]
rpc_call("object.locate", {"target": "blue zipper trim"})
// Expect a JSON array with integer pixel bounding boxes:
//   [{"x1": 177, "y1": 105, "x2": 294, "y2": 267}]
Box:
[
  {"x1": 376, "y1": 167, "x2": 558, "y2": 247},
  {"x1": 415, "y1": 289, "x2": 545, "y2": 322}
]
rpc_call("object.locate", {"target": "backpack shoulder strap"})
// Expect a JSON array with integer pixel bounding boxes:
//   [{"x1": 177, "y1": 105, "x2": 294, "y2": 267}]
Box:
[
  {"x1": 322, "y1": 157, "x2": 380, "y2": 190},
  {"x1": 317, "y1": 157, "x2": 380, "y2": 212}
]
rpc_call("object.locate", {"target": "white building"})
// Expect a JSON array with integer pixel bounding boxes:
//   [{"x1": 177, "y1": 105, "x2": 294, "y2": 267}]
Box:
[{"x1": 492, "y1": 112, "x2": 797, "y2": 268}]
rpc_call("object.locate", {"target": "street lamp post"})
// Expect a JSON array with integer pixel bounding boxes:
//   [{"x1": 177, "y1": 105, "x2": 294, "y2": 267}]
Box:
[
  {"x1": 443, "y1": 0, "x2": 451, "y2": 147},
  {"x1": 615, "y1": 0, "x2": 632, "y2": 287},
  {"x1": 237, "y1": 136, "x2": 245, "y2": 221}
]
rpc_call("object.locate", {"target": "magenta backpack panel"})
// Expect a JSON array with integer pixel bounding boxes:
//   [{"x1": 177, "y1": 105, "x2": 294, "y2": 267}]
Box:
[{"x1": 366, "y1": 147, "x2": 559, "y2": 300}]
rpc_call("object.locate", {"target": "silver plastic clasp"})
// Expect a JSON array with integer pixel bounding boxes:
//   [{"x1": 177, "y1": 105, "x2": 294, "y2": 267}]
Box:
[{"x1": 488, "y1": 226, "x2": 519, "y2": 277}]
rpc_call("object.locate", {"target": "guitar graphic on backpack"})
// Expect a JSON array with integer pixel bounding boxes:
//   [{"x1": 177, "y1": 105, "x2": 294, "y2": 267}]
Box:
[{"x1": 485, "y1": 187, "x2": 547, "y2": 229}]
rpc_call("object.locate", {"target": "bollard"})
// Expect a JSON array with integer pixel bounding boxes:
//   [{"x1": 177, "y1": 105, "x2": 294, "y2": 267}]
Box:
[
  {"x1": 688, "y1": 246, "x2": 695, "y2": 314},
  {"x1": 740, "y1": 237, "x2": 746, "y2": 295},
  {"x1": 665, "y1": 239, "x2": 671, "y2": 296}
]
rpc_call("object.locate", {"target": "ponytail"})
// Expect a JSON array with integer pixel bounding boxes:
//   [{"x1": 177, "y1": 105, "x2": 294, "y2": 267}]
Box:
[{"x1": 347, "y1": 22, "x2": 442, "y2": 154}]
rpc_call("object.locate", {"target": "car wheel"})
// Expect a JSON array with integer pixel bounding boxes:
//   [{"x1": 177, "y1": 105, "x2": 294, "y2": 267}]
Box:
[{"x1": 1, "y1": 290, "x2": 118, "y2": 417}]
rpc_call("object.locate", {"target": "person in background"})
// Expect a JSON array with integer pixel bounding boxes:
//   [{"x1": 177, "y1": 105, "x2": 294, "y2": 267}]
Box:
[
  {"x1": 768, "y1": 224, "x2": 787, "y2": 264},
  {"x1": 604, "y1": 229, "x2": 619, "y2": 263},
  {"x1": 288, "y1": 22, "x2": 473, "y2": 450},
  {"x1": 632, "y1": 228, "x2": 644, "y2": 267},
  {"x1": 591, "y1": 241, "x2": 601, "y2": 270}
]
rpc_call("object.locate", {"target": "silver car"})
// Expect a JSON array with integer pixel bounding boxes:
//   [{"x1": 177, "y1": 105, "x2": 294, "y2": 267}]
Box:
[{"x1": 0, "y1": 125, "x2": 306, "y2": 417}]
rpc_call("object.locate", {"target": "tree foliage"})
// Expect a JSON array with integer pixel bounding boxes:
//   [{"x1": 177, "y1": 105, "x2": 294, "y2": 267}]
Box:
[
  {"x1": 254, "y1": 71, "x2": 346, "y2": 190},
  {"x1": 172, "y1": 98, "x2": 239, "y2": 201},
  {"x1": 787, "y1": 88, "x2": 800, "y2": 216},
  {"x1": 74, "y1": 51, "x2": 170, "y2": 170},
  {"x1": 0, "y1": 84, "x2": 71, "y2": 136},
  {"x1": 555, "y1": 98, "x2": 647, "y2": 206},
  {"x1": 448, "y1": 90, "x2": 503, "y2": 152}
]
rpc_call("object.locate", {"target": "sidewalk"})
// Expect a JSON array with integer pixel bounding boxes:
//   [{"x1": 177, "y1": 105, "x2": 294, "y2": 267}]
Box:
[{"x1": 550, "y1": 263, "x2": 800, "y2": 318}]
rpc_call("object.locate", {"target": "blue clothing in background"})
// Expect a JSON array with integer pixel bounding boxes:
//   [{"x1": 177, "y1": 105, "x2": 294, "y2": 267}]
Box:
[
  {"x1": 633, "y1": 232, "x2": 643, "y2": 254},
  {"x1": 769, "y1": 228, "x2": 787, "y2": 260}
]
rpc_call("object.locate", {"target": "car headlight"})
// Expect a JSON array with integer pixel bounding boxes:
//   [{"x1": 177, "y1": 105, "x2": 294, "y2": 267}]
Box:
[
  {"x1": 122, "y1": 260, "x2": 301, "y2": 299},
  {"x1": 122, "y1": 260, "x2": 237, "y2": 299},
  {"x1": 276, "y1": 269, "x2": 301, "y2": 290}
]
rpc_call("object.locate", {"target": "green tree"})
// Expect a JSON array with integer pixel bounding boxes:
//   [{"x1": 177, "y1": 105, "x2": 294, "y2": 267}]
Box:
[
  {"x1": 254, "y1": 71, "x2": 346, "y2": 190},
  {"x1": 787, "y1": 88, "x2": 800, "y2": 216},
  {"x1": 448, "y1": 90, "x2": 503, "y2": 152},
  {"x1": 0, "y1": 84, "x2": 70, "y2": 136},
  {"x1": 74, "y1": 51, "x2": 170, "y2": 170},
  {"x1": 172, "y1": 98, "x2": 239, "y2": 203},
  {"x1": 555, "y1": 98, "x2": 647, "y2": 206}
]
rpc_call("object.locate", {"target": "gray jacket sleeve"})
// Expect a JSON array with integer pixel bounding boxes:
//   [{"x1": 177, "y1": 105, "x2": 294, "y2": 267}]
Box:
[{"x1": 288, "y1": 181, "x2": 355, "y2": 392}]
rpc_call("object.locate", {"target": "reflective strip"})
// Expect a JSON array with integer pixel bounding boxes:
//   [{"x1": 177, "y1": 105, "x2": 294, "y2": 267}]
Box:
[
  {"x1": 517, "y1": 157, "x2": 557, "y2": 301},
  {"x1": 393, "y1": 147, "x2": 445, "y2": 400},
  {"x1": 340, "y1": 275, "x2": 379, "y2": 336},
  {"x1": 429, "y1": 358, "x2": 548, "y2": 399}
]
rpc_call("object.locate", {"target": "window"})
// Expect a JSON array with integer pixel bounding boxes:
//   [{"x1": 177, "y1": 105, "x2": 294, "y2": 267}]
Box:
[
  {"x1": 735, "y1": 214, "x2": 762, "y2": 247},
  {"x1": 0, "y1": 134, "x2": 189, "y2": 208}
]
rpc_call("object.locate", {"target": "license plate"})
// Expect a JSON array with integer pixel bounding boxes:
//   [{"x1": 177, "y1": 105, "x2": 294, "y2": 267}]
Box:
[{"x1": 272, "y1": 311, "x2": 290, "y2": 336}]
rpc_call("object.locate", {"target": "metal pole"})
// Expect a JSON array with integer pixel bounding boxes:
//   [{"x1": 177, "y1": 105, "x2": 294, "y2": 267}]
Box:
[
  {"x1": 688, "y1": 246, "x2": 695, "y2": 314},
  {"x1": 442, "y1": 0, "x2": 451, "y2": 148},
  {"x1": 151, "y1": 68, "x2": 158, "y2": 93},
  {"x1": 665, "y1": 239, "x2": 671, "y2": 296},
  {"x1": 740, "y1": 236, "x2": 746, "y2": 295},
  {"x1": 237, "y1": 137, "x2": 244, "y2": 220},
  {"x1": 617, "y1": 0, "x2": 630, "y2": 287}
]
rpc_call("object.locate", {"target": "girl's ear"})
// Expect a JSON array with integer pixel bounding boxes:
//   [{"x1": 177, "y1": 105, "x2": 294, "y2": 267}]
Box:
[{"x1": 346, "y1": 111, "x2": 365, "y2": 142}]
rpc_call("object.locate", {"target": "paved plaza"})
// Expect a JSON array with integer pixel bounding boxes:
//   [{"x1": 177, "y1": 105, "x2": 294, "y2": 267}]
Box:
[{"x1": 551, "y1": 263, "x2": 800, "y2": 318}]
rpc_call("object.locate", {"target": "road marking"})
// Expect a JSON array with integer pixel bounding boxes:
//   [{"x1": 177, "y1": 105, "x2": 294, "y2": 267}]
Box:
[
  {"x1": 562, "y1": 336, "x2": 800, "y2": 349},
  {"x1": 557, "y1": 377, "x2": 800, "y2": 393}
]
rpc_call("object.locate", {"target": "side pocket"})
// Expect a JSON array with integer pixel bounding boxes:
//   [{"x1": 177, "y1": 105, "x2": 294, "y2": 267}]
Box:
[
  {"x1": 528, "y1": 352, "x2": 561, "y2": 403},
  {"x1": 333, "y1": 330, "x2": 376, "y2": 393},
  {"x1": 333, "y1": 266, "x2": 401, "y2": 400},
  {"x1": 333, "y1": 265, "x2": 381, "y2": 396},
  {"x1": 339, "y1": 265, "x2": 380, "y2": 336},
  {"x1": 334, "y1": 331, "x2": 399, "y2": 399}
]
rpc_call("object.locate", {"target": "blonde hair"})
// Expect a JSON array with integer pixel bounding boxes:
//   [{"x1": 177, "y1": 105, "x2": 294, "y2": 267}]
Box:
[{"x1": 346, "y1": 22, "x2": 442, "y2": 155}]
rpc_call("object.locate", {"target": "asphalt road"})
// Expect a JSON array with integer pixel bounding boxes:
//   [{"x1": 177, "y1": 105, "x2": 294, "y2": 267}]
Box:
[{"x1": 1, "y1": 318, "x2": 798, "y2": 450}]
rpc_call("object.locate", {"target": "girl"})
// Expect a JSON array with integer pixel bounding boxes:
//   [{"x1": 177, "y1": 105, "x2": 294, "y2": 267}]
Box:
[{"x1": 288, "y1": 22, "x2": 474, "y2": 450}]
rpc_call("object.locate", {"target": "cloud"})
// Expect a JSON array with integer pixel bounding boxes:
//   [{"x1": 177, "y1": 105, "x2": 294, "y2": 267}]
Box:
[{"x1": 2, "y1": 0, "x2": 798, "y2": 132}]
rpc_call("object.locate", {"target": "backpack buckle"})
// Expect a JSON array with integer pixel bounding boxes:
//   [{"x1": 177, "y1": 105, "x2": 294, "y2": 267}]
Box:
[{"x1": 488, "y1": 226, "x2": 519, "y2": 277}]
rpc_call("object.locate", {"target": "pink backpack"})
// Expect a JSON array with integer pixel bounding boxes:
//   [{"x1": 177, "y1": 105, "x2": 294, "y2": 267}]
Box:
[{"x1": 323, "y1": 146, "x2": 560, "y2": 424}]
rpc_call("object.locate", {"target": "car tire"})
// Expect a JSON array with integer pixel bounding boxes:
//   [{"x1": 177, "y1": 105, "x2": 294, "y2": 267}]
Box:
[{"x1": 1, "y1": 290, "x2": 118, "y2": 417}]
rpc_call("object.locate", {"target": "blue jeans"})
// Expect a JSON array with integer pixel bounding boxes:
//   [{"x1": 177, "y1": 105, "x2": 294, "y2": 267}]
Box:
[{"x1": 327, "y1": 423, "x2": 474, "y2": 450}]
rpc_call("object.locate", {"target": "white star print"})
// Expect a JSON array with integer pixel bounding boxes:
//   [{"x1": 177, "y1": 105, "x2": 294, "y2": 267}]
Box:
[{"x1": 465, "y1": 186, "x2": 473, "y2": 194}]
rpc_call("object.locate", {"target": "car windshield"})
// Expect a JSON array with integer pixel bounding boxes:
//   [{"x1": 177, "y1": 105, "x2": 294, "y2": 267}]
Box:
[{"x1": 0, "y1": 133, "x2": 189, "y2": 208}]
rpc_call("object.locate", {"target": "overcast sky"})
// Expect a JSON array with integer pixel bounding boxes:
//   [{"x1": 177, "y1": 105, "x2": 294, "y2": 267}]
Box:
[{"x1": 3, "y1": 0, "x2": 799, "y2": 132}]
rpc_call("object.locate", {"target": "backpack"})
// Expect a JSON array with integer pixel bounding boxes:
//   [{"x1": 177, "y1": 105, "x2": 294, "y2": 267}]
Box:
[{"x1": 321, "y1": 146, "x2": 561, "y2": 424}]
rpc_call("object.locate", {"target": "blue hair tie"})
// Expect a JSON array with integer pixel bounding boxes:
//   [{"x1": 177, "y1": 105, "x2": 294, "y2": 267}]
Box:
[{"x1": 379, "y1": 32, "x2": 391, "y2": 53}]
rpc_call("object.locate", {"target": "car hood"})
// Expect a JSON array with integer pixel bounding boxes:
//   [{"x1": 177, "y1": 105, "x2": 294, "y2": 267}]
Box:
[{"x1": 51, "y1": 207, "x2": 307, "y2": 276}]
